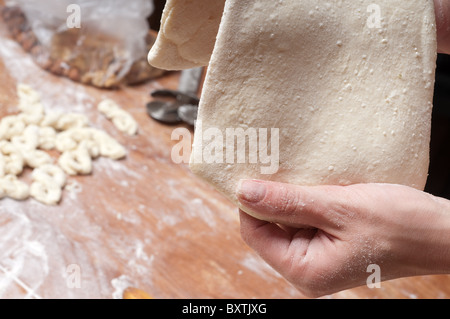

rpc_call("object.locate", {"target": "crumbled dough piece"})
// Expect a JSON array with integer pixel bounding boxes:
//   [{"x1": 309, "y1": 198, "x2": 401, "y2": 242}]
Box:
[
  {"x1": 30, "y1": 164, "x2": 66, "y2": 205},
  {"x1": 93, "y1": 130, "x2": 127, "y2": 160},
  {"x1": 56, "y1": 113, "x2": 89, "y2": 131},
  {"x1": 111, "y1": 113, "x2": 139, "y2": 136},
  {"x1": 0, "y1": 115, "x2": 26, "y2": 140},
  {"x1": 55, "y1": 127, "x2": 94, "y2": 152},
  {"x1": 10, "y1": 126, "x2": 52, "y2": 169},
  {"x1": 23, "y1": 149, "x2": 53, "y2": 169},
  {"x1": 55, "y1": 129, "x2": 80, "y2": 153},
  {"x1": 32, "y1": 164, "x2": 66, "y2": 188},
  {"x1": 64, "y1": 179, "x2": 82, "y2": 193},
  {"x1": 98, "y1": 99, "x2": 138, "y2": 136},
  {"x1": 38, "y1": 126, "x2": 57, "y2": 150},
  {"x1": 18, "y1": 108, "x2": 44, "y2": 125},
  {"x1": 0, "y1": 141, "x2": 24, "y2": 176},
  {"x1": 11, "y1": 125, "x2": 40, "y2": 151},
  {"x1": 58, "y1": 144, "x2": 92, "y2": 176},
  {"x1": 30, "y1": 181, "x2": 62, "y2": 205},
  {"x1": 80, "y1": 139, "x2": 100, "y2": 159},
  {"x1": 97, "y1": 99, "x2": 118, "y2": 117},
  {"x1": 17, "y1": 83, "x2": 41, "y2": 111},
  {"x1": 40, "y1": 111, "x2": 62, "y2": 128},
  {"x1": 16, "y1": 84, "x2": 45, "y2": 125},
  {"x1": 55, "y1": 127, "x2": 114, "y2": 158},
  {"x1": 0, "y1": 174, "x2": 29, "y2": 200}
]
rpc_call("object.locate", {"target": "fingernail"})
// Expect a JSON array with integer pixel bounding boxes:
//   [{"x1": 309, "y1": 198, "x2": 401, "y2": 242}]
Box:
[{"x1": 237, "y1": 180, "x2": 266, "y2": 203}]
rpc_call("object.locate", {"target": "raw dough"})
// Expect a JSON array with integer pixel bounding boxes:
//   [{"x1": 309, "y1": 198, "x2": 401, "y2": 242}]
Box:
[
  {"x1": 23, "y1": 149, "x2": 53, "y2": 169},
  {"x1": 55, "y1": 127, "x2": 124, "y2": 159},
  {"x1": 58, "y1": 143, "x2": 92, "y2": 176},
  {"x1": 16, "y1": 84, "x2": 45, "y2": 125},
  {"x1": 18, "y1": 108, "x2": 44, "y2": 125},
  {"x1": 32, "y1": 164, "x2": 66, "y2": 188},
  {"x1": 0, "y1": 174, "x2": 29, "y2": 200},
  {"x1": 17, "y1": 83, "x2": 41, "y2": 108},
  {"x1": 188, "y1": 0, "x2": 437, "y2": 204},
  {"x1": 55, "y1": 113, "x2": 89, "y2": 131},
  {"x1": 30, "y1": 164, "x2": 66, "y2": 205},
  {"x1": 30, "y1": 181, "x2": 62, "y2": 206},
  {"x1": 0, "y1": 115, "x2": 25, "y2": 140},
  {"x1": 38, "y1": 126, "x2": 57, "y2": 150},
  {"x1": 40, "y1": 111, "x2": 63, "y2": 128},
  {"x1": 148, "y1": 0, "x2": 226, "y2": 70},
  {"x1": 0, "y1": 83, "x2": 130, "y2": 205},
  {"x1": 93, "y1": 131, "x2": 127, "y2": 160},
  {"x1": 11, "y1": 124, "x2": 40, "y2": 151},
  {"x1": 55, "y1": 128, "x2": 89, "y2": 152},
  {"x1": 98, "y1": 99, "x2": 138, "y2": 136},
  {"x1": 0, "y1": 141, "x2": 24, "y2": 176}
]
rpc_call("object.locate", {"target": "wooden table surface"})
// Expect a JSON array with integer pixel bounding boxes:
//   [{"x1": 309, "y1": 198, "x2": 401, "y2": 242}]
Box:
[{"x1": 0, "y1": 18, "x2": 449, "y2": 300}]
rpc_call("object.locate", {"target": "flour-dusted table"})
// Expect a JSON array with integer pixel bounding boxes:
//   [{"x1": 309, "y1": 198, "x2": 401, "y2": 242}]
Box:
[{"x1": 0, "y1": 18, "x2": 449, "y2": 299}]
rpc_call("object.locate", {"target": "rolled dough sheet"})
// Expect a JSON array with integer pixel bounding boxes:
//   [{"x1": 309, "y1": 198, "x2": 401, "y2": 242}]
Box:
[
  {"x1": 189, "y1": 0, "x2": 437, "y2": 204},
  {"x1": 148, "y1": 0, "x2": 226, "y2": 70}
]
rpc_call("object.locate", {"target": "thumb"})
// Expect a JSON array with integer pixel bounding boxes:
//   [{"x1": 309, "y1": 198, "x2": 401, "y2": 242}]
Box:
[
  {"x1": 435, "y1": 0, "x2": 450, "y2": 54},
  {"x1": 236, "y1": 179, "x2": 350, "y2": 232}
]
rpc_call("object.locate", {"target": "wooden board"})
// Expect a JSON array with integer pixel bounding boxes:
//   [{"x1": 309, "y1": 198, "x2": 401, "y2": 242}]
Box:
[{"x1": 0, "y1": 17, "x2": 449, "y2": 299}]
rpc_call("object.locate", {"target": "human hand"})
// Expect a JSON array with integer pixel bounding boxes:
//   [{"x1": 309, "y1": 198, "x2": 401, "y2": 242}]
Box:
[
  {"x1": 237, "y1": 180, "x2": 450, "y2": 298},
  {"x1": 435, "y1": 0, "x2": 450, "y2": 54}
]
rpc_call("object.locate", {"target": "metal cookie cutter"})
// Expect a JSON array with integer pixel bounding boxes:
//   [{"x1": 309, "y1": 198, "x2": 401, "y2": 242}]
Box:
[{"x1": 147, "y1": 67, "x2": 203, "y2": 126}]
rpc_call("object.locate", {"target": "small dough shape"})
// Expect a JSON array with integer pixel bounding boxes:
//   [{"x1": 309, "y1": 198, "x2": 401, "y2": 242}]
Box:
[
  {"x1": 38, "y1": 126, "x2": 57, "y2": 150},
  {"x1": 55, "y1": 128, "x2": 103, "y2": 157},
  {"x1": 55, "y1": 129, "x2": 81, "y2": 152},
  {"x1": 18, "y1": 108, "x2": 44, "y2": 125},
  {"x1": 16, "y1": 84, "x2": 45, "y2": 125},
  {"x1": 56, "y1": 113, "x2": 89, "y2": 131},
  {"x1": 111, "y1": 112, "x2": 139, "y2": 136},
  {"x1": 0, "y1": 141, "x2": 24, "y2": 176},
  {"x1": 58, "y1": 144, "x2": 92, "y2": 175},
  {"x1": 40, "y1": 111, "x2": 62, "y2": 128},
  {"x1": 23, "y1": 149, "x2": 53, "y2": 169},
  {"x1": 93, "y1": 130, "x2": 127, "y2": 160},
  {"x1": 30, "y1": 182, "x2": 62, "y2": 206},
  {"x1": 98, "y1": 99, "x2": 138, "y2": 136},
  {"x1": 17, "y1": 83, "x2": 41, "y2": 109},
  {"x1": 30, "y1": 164, "x2": 66, "y2": 205},
  {"x1": 11, "y1": 125, "x2": 40, "y2": 151},
  {"x1": 0, "y1": 115, "x2": 25, "y2": 140},
  {"x1": 81, "y1": 139, "x2": 100, "y2": 159},
  {"x1": 32, "y1": 164, "x2": 67, "y2": 188},
  {"x1": 0, "y1": 174, "x2": 29, "y2": 200}
]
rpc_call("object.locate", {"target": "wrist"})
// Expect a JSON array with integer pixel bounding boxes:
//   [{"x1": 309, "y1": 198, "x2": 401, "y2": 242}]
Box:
[
  {"x1": 402, "y1": 194, "x2": 450, "y2": 277},
  {"x1": 435, "y1": 0, "x2": 450, "y2": 54}
]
